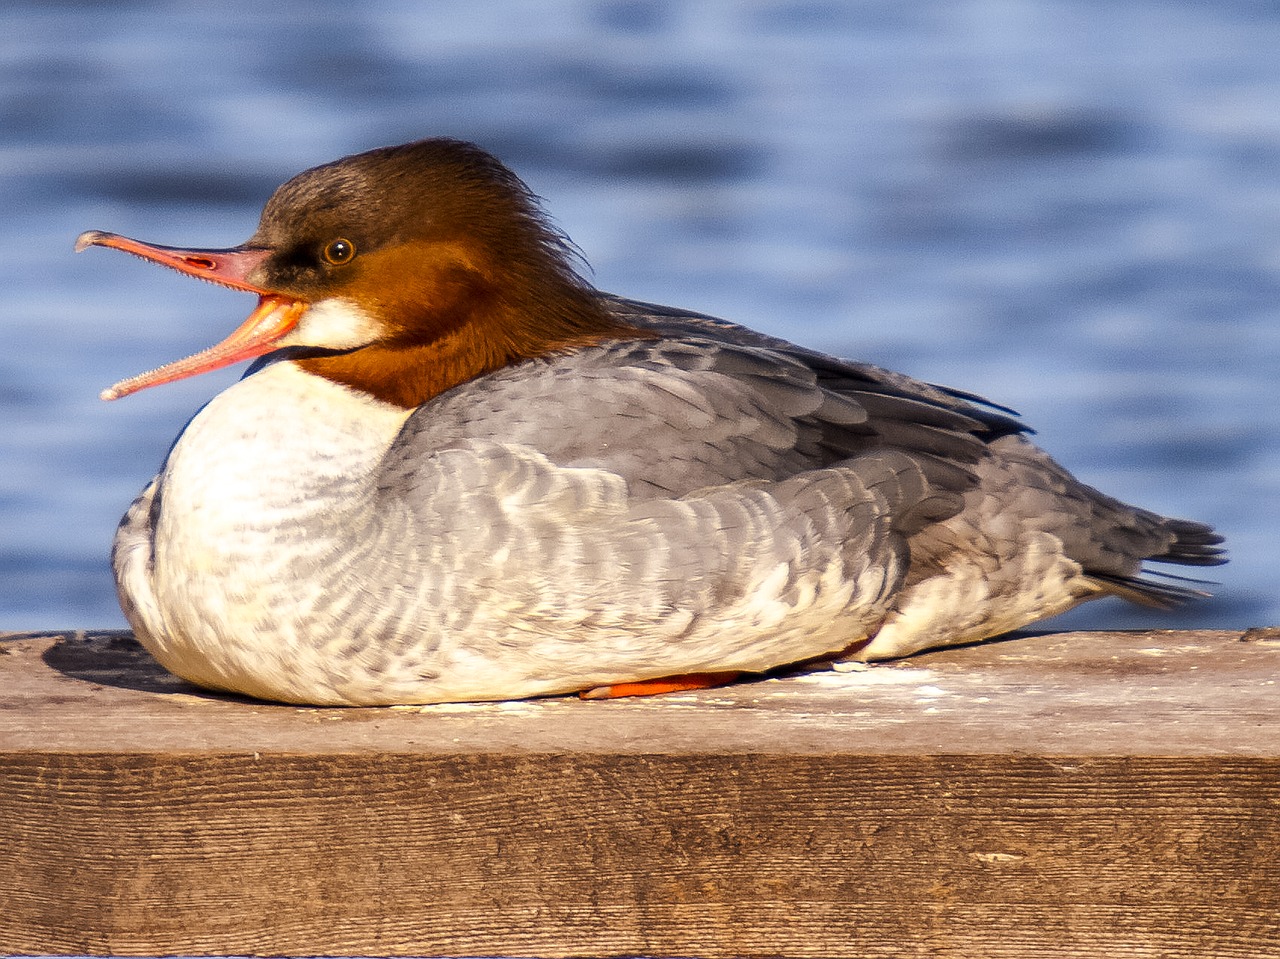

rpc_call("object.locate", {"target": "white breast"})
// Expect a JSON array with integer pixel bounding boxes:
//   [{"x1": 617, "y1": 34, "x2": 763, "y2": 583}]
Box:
[
  {"x1": 158, "y1": 360, "x2": 409, "y2": 543},
  {"x1": 120, "y1": 361, "x2": 413, "y2": 701}
]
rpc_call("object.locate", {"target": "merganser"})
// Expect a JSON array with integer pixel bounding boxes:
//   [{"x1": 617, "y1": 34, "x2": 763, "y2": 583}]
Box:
[{"x1": 76, "y1": 138, "x2": 1226, "y2": 706}]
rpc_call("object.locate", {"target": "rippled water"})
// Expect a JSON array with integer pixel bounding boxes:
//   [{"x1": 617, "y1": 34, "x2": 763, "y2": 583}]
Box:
[{"x1": 2, "y1": 0, "x2": 1277, "y2": 630}]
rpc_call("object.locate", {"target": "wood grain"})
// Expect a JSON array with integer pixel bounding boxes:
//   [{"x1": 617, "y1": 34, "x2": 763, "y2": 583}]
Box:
[{"x1": 1, "y1": 628, "x2": 1278, "y2": 958}]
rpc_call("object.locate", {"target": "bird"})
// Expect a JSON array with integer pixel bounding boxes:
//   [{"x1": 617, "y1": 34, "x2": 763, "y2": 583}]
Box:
[{"x1": 75, "y1": 137, "x2": 1226, "y2": 706}]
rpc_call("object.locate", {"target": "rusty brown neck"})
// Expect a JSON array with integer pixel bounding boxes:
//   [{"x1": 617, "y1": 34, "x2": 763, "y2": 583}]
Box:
[{"x1": 295, "y1": 281, "x2": 650, "y2": 409}]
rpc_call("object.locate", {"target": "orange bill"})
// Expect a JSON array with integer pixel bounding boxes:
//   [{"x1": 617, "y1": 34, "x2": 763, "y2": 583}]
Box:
[{"x1": 75, "y1": 230, "x2": 309, "y2": 400}]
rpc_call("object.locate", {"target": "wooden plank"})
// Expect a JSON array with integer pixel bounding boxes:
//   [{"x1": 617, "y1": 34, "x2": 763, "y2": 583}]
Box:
[
  {"x1": 1, "y1": 628, "x2": 1278, "y2": 958},
  {"x1": 2, "y1": 628, "x2": 1277, "y2": 755}
]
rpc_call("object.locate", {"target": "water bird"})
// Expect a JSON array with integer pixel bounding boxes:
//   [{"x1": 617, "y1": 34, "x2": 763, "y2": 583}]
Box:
[{"x1": 76, "y1": 138, "x2": 1225, "y2": 705}]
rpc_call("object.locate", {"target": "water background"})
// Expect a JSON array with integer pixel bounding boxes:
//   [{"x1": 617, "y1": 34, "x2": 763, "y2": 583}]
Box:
[{"x1": 2, "y1": 0, "x2": 1277, "y2": 631}]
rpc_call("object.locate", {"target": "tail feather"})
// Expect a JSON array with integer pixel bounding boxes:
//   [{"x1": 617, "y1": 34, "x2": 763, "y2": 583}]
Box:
[
  {"x1": 1088, "y1": 516, "x2": 1226, "y2": 608},
  {"x1": 1086, "y1": 570, "x2": 1217, "y2": 609},
  {"x1": 1150, "y1": 518, "x2": 1227, "y2": 567}
]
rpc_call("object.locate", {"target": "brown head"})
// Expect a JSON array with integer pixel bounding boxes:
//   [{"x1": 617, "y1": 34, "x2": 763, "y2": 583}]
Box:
[{"x1": 77, "y1": 138, "x2": 645, "y2": 407}]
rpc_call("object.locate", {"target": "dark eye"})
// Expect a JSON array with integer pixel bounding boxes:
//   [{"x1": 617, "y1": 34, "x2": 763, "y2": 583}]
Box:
[{"x1": 322, "y1": 238, "x2": 356, "y2": 265}]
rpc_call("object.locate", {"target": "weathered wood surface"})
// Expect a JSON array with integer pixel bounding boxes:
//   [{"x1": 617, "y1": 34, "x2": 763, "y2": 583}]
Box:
[{"x1": 1, "y1": 627, "x2": 1278, "y2": 958}]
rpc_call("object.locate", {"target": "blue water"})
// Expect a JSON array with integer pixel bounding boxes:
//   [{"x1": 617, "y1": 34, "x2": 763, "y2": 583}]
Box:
[{"x1": 2, "y1": 0, "x2": 1276, "y2": 631}]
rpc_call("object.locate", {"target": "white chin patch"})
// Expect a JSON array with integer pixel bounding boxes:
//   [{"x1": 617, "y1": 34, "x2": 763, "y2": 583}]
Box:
[{"x1": 279, "y1": 298, "x2": 380, "y2": 350}]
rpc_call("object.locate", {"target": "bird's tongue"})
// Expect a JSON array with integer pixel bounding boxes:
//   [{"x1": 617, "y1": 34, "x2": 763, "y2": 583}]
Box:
[{"x1": 100, "y1": 295, "x2": 308, "y2": 401}]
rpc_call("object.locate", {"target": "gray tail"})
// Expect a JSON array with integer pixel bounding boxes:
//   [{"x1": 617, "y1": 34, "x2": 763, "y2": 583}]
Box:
[{"x1": 1090, "y1": 518, "x2": 1226, "y2": 609}]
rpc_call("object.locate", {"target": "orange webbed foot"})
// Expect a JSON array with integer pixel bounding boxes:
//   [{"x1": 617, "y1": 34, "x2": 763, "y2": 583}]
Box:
[{"x1": 578, "y1": 670, "x2": 744, "y2": 700}]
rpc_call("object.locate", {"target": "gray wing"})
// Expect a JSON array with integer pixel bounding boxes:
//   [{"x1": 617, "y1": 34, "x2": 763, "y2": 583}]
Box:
[
  {"x1": 368, "y1": 324, "x2": 997, "y2": 679},
  {"x1": 400, "y1": 320, "x2": 1009, "y2": 505}
]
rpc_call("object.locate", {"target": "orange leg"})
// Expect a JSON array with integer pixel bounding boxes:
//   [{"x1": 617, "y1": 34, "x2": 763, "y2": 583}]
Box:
[{"x1": 578, "y1": 670, "x2": 744, "y2": 700}]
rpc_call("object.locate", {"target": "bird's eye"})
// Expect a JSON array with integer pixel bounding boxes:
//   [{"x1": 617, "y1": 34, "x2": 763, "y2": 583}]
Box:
[{"x1": 322, "y1": 238, "x2": 356, "y2": 265}]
